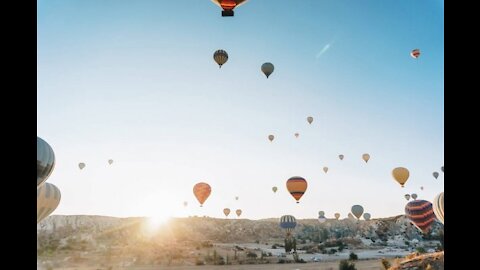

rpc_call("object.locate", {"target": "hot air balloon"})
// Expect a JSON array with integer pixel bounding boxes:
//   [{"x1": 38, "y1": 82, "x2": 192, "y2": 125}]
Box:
[
  {"x1": 272, "y1": 186, "x2": 278, "y2": 193},
  {"x1": 334, "y1": 213, "x2": 340, "y2": 220},
  {"x1": 318, "y1": 215, "x2": 327, "y2": 223},
  {"x1": 347, "y1": 213, "x2": 355, "y2": 220},
  {"x1": 420, "y1": 186, "x2": 424, "y2": 191},
  {"x1": 323, "y1": 167, "x2": 328, "y2": 173},
  {"x1": 433, "y1": 172, "x2": 439, "y2": 179},
  {"x1": 268, "y1": 135, "x2": 274, "y2": 142},
  {"x1": 351, "y1": 205, "x2": 364, "y2": 220},
  {"x1": 261, "y1": 62, "x2": 274, "y2": 78},
  {"x1": 432, "y1": 192, "x2": 444, "y2": 224},
  {"x1": 236, "y1": 209, "x2": 242, "y2": 217},
  {"x1": 441, "y1": 166, "x2": 444, "y2": 173},
  {"x1": 37, "y1": 137, "x2": 55, "y2": 188},
  {"x1": 183, "y1": 201, "x2": 188, "y2": 207},
  {"x1": 235, "y1": 196, "x2": 239, "y2": 200},
  {"x1": 286, "y1": 176, "x2": 308, "y2": 203},
  {"x1": 318, "y1": 211, "x2": 325, "y2": 217},
  {"x1": 411, "y1": 193, "x2": 418, "y2": 200},
  {"x1": 339, "y1": 154, "x2": 344, "y2": 161},
  {"x1": 392, "y1": 167, "x2": 409, "y2": 187},
  {"x1": 37, "y1": 183, "x2": 61, "y2": 223},
  {"x1": 193, "y1": 182, "x2": 211, "y2": 207},
  {"x1": 405, "y1": 200, "x2": 436, "y2": 233},
  {"x1": 213, "y1": 49, "x2": 228, "y2": 68},
  {"x1": 294, "y1": 133, "x2": 299, "y2": 138},
  {"x1": 78, "y1": 163, "x2": 86, "y2": 170},
  {"x1": 307, "y1": 116, "x2": 313, "y2": 124},
  {"x1": 280, "y1": 215, "x2": 297, "y2": 235},
  {"x1": 405, "y1": 194, "x2": 411, "y2": 201},
  {"x1": 211, "y1": 0, "x2": 248, "y2": 16},
  {"x1": 223, "y1": 208, "x2": 231, "y2": 217},
  {"x1": 108, "y1": 159, "x2": 113, "y2": 165},
  {"x1": 411, "y1": 49, "x2": 420, "y2": 59},
  {"x1": 362, "y1": 153, "x2": 370, "y2": 163},
  {"x1": 363, "y1": 213, "x2": 371, "y2": 221}
]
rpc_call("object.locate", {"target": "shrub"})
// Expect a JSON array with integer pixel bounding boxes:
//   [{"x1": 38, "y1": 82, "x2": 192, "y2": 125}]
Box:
[
  {"x1": 328, "y1": 248, "x2": 337, "y2": 254},
  {"x1": 195, "y1": 259, "x2": 204, "y2": 265},
  {"x1": 339, "y1": 260, "x2": 357, "y2": 270},
  {"x1": 381, "y1": 258, "x2": 391, "y2": 269},
  {"x1": 278, "y1": 259, "x2": 285, "y2": 264},
  {"x1": 349, "y1": 252, "x2": 358, "y2": 260},
  {"x1": 416, "y1": 247, "x2": 427, "y2": 254},
  {"x1": 246, "y1": 252, "x2": 257, "y2": 258}
]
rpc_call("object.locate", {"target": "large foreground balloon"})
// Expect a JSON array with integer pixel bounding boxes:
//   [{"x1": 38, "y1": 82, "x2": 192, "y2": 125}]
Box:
[
  {"x1": 280, "y1": 215, "x2": 297, "y2": 234},
  {"x1": 363, "y1": 213, "x2": 371, "y2": 221},
  {"x1": 261, "y1": 62, "x2": 274, "y2": 78},
  {"x1": 213, "y1": 49, "x2": 228, "y2": 68},
  {"x1": 411, "y1": 49, "x2": 420, "y2": 59},
  {"x1": 411, "y1": 193, "x2": 418, "y2": 200},
  {"x1": 286, "y1": 176, "x2": 308, "y2": 203},
  {"x1": 236, "y1": 209, "x2": 242, "y2": 217},
  {"x1": 334, "y1": 213, "x2": 340, "y2": 220},
  {"x1": 433, "y1": 172, "x2": 439, "y2": 179},
  {"x1": 193, "y1": 182, "x2": 211, "y2": 207},
  {"x1": 351, "y1": 205, "x2": 364, "y2": 220},
  {"x1": 37, "y1": 183, "x2": 61, "y2": 223},
  {"x1": 392, "y1": 167, "x2": 409, "y2": 187},
  {"x1": 37, "y1": 137, "x2": 55, "y2": 188},
  {"x1": 272, "y1": 186, "x2": 278, "y2": 193},
  {"x1": 211, "y1": 0, "x2": 248, "y2": 16},
  {"x1": 307, "y1": 116, "x2": 313, "y2": 124},
  {"x1": 223, "y1": 208, "x2": 231, "y2": 217},
  {"x1": 78, "y1": 163, "x2": 86, "y2": 170},
  {"x1": 405, "y1": 200, "x2": 436, "y2": 233},
  {"x1": 432, "y1": 192, "x2": 444, "y2": 224},
  {"x1": 405, "y1": 194, "x2": 411, "y2": 201},
  {"x1": 268, "y1": 135, "x2": 274, "y2": 142},
  {"x1": 362, "y1": 153, "x2": 370, "y2": 163}
]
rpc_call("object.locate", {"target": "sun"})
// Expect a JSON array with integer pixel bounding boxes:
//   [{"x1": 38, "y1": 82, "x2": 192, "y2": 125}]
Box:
[{"x1": 147, "y1": 213, "x2": 171, "y2": 230}]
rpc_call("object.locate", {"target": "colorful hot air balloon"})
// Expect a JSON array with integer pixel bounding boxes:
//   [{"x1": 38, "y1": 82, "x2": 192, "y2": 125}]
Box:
[
  {"x1": 362, "y1": 153, "x2": 370, "y2": 163},
  {"x1": 78, "y1": 163, "x2": 86, "y2": 170},
  {"x1": 236, "y1": 209, "x2": 242, "y2": 217},
  {"x1": 405, "y1": 200, "x2": 436, "y2": 233},
  {"x1": 339, "y1": 154, "x2": 344, "y2": 161},
  {"x1": 280, "y1": 215, "x2": 297, "y2": 235},
  {"x1": 323, "y1": 167, "x2": 328, "y2": 173},
  {"x1": 211, "y1": 0, "x2": 248, "y2": 17},
  {"x1": 433, "y1": 172, "x2": 439, "y2": 179},
  {"x1": 37, "y1": 183, "x2": 61, "y2": 223},
  {"x1": 286, "y1": 176, "x2": 308, "y2": 203},
  {"x1": 261, "y1": 62, "x2": 274, "y2": 78},
  {"x1": 411, "y1": 49, "x2": 420, "y2": 59},
  {"x1": 334, "y1": 213, "x2": 340, "y2": 220},
  {"x1": 213, "y1": 49, "x2": 228, "y2": 68},
  {"x1": 432, "y1": 192, "x2": 444, "y2": 224},
  {"x1": 318, "y1": 215, "x2": 327, "y2": 223},
  {"x1": 193, "y1": 182, "x2": 211, "y2": 207},
  {"x1": 411, "y1": 193, "x2": 418, "y2": 200},
  {"x1": 272, "y1": 186, "x2": 278, "y2": 193},
  {"x1": 223, "y1": 208, "x2": 231, "y2": 217},
  {"x1": 405, "y1": 194, "x2": 411, "y2": 201},
  {"x1": 37, "y1": 137, "x2": 55, "y2": 188},
  {"x1": 268, "y1": 135, "x2": 274, "y2": 142},
  {"x1": 351, "y1": 205, "x2": 364, "y2": 220},
  {"x1": 108, "y1": 159, "x2": 113, "y2": 165},
  {"x1": 294, "y1": 133, "x2": 299, "y2": 138},
  {"x1": 392, "y1": 167, "x2": 409, "y2": 187},
  {"x1": 307, "y1": 116, "x2": 313, "y2": 124},
  {"x1": 363, "y1": 213, "x2": 371, "y2": 221}
]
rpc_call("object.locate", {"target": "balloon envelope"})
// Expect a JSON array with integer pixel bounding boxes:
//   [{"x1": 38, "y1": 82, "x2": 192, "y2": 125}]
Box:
[
  {"x1": 318, "y1": 211, "x2": 325, "y2": 217},
  {"x1": 411, "y1": 193, "x2": 418, "y2": 200},
  {"x1": 286, "y1": 176, "x2": 308, "y2": 203},
  {"x1": 261, "y1": 62, "x2": 274, "y2": 78},
  {"x1": 272, "y1": 186, "x2": 278, "y2": 193},
  {"x1": 280, "y1": 215, "x2": 297, "y2": 234},
  {"x1": 432, "y1": 192, "x2": 444, "y2": 224},
  {"x1": 362, "y1": 153, "x2": 370, "y2": 163},
  {"x1": 78, "y1": 163, "x2": 86, "y2": 170},
  {"x1": 236, "y1": 209, "x2": 242, "y2": 217},
  {"x1": 405, "y1": 194, "x2": 411, "y2": 201},
  {"x1": 318, "y1": 216, "x2": 327, "y2": 223},
  {"x1": 323, "y1": 167, "x2": 328, "y2": 173},
  {"x1": 307, "y1": 116, "x2": 313, "y2": 124},
  {"x1": 334, "y1": 213, "x2": 340, "y2": 220},
  {"x1": 405, "y1": 200, "x2": 436, "y2": 233},
  {"x1": 193, "y1": 182, "x2": 211, "y2": 206},
  {"x1": 351, "y1": 205, "x2": 364, "y2": 219},
  {"x1": 37, "y1": 183, "x2": 61, "y2": 223},
  {"x1": 433, "y1": 172, "x2": 439, "y2": 179},
  {"x1": 392, "y1": 167, "x2": 409, "y2": 187},
  {"x1": 213, "y1": 49, "x2": 228, "y2": 67},
  {"x1": 37, "y1": 137, "x2": 55, "y2": 188},
  {"x1": 223, "y1": 208, "x2": 231, "y2": 217},
  {"x1": 339, "y1": 154, "x2": 344, "y2": 160},
  {"x1": 363, "y1": 213, "x2": 371, "y2": 221},
  {"x1": 108, "y1": 159, "x2": 113, "y2": 165},
  {"x1": 411, "y1": 49, "x2": 420, "y2": 59},
  {"x1": 268, "y1": 135, "x2": 274, "y2": 142},
  {"x1": 294, "y1": 133, "x2": 299, "y2": 138}
]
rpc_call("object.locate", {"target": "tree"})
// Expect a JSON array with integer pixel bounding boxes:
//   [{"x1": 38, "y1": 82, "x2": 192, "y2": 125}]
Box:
[
  {"x1": 339, "y1": 260, "x2": 357, "y2": 270},
  {"x1": 349, "y1": 252, "x2": 358, "y2": 260}
]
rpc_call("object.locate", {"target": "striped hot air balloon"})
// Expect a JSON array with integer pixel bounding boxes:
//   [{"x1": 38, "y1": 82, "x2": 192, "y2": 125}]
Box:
[
  {"x1": 211, "y1": 0, "x2": 248, "y2": 16},
  {"x1": 37, "y1": 183, "x2": 61, "y2": 223},
  {"x1": 405, "y1": 200, "x2": 436, "y2": 233},
  {"x1": 213, "y1": 49, "x2": 228, "y2": 68},
  {"x1": 280, "y1": 215, "x2": 297, "y2": 235},
  {"x1": 37, "y1": 137, "x2": 55, "y2": 188},
  {"x1": 433, "y1": 192, "x2": 444, "y2": 224},
  {"x1": 286, "y1": 176, "x2": 308, "y2": 203},
  {"x1": 411, "y1": 49, "x2": 420, "y2": 59},
  {"x1": 193, "y1": 182, "x2": 211, "y2": 207}
]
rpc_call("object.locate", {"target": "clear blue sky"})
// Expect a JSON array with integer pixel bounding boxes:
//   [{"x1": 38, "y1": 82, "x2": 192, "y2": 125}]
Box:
[{"x1": 37, "y1": 0, "x2": 444, "y2": 220}]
